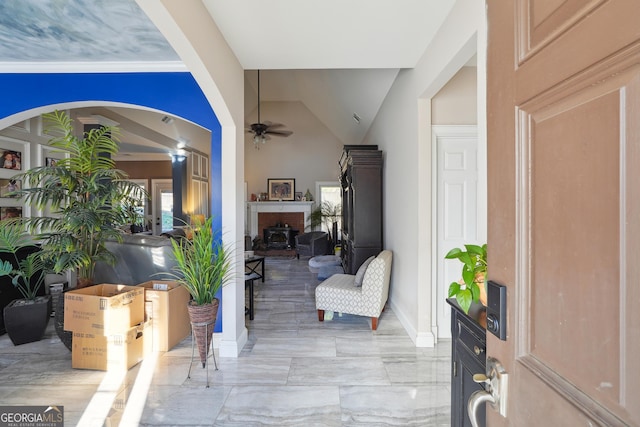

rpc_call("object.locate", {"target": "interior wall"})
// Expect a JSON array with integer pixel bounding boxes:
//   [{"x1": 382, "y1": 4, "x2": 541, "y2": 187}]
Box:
[
  {"x1": 117, "y1": 160, "x2": 172, "y2": 181},
  {"x1": 244, "y1": 101, "x2": 343, "y2": 201},
  {"x1": 137, "y1": 0, "x2": 248, "y2": 357},
  {"x1": 362, "y1": 0, "x2": 484, "y2": 345},
  {"x1": 432, "y1": 66, "x2": 478, "y2": 125}
]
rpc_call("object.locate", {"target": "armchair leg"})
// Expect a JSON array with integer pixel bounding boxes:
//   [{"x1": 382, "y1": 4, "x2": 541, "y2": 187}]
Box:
[
  {"x1": 371, "y1": 317, "x2": 378, "y2": 330},
  {"x1": 318, "y1": 310, "x2": 324, "y2": 322}
]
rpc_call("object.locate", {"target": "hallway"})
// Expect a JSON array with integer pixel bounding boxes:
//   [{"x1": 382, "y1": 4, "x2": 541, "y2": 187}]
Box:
[{"x1": 0, "y1": 256, "x2": 451, "y2": 426}]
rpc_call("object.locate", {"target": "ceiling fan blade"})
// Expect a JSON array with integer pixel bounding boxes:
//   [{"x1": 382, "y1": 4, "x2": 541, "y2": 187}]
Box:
[
  {"x1": 266, "y1": 129, "x2": 293, "y2": 137},
  {"x1": 263, "y1": 122, "x2": 287, "y2": 129}
]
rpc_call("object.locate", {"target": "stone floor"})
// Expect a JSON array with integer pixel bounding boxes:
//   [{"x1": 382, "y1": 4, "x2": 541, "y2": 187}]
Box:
[{"x1": 0, "y1": 256, "x2": 451, "y2": 426}]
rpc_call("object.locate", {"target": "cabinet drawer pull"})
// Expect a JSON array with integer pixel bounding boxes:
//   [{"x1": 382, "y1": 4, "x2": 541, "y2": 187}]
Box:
[{"x1": 474, "y1": 345, "x2": 485, "y2": 356}]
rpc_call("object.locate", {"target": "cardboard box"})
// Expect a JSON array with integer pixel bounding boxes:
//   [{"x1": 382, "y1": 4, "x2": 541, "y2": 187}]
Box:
[
  {"x1": 137, "y1": 280, "x2": 191, "y2": 351},
  {"x1": 71, "y1": 321, "x2": 149, "y2": 371},
  {"x1": 64, "y1": 284, "x2": 145, "y2": 335}
]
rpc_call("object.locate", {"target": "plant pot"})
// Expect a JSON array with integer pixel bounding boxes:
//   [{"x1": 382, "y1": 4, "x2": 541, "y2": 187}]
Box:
[
  {"x1": 54, "y1": 291, "x2": 73, "y2": 351},
  {"x1": 187, "y1": 299, "x2": 219, "y2": 368},
  {"x1": 3, "y1": 295, "x2": 51, "y2": 345},
  {"x1": 479, "y1": 281, "x2": 487, "y2": 306}
]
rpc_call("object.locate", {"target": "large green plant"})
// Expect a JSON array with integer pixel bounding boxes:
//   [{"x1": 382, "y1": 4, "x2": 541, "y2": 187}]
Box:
[
  {"x1": 307, "y1": 201, "x2": 341, "y2": 240},
  {"x1": 0, "y1": 219, "x2": 47, "y2": 300},
  {"x1": 164, "y1": 217, "x2": 234, "y2": 306},
  {"x1": 15, "y1": 110, "x2": 145, "y2": 286},
  {"x1": 445, "y1": 243, "x2": 487, "y2": 314}
]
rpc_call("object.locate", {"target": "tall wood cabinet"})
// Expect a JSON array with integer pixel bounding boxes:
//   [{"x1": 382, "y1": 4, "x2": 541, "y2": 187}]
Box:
[{"x1": 339, "y1": 145, "x2": 383, "y2": 274}]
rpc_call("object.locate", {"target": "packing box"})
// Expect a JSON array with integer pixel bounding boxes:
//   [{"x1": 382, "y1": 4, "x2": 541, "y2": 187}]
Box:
[
  {"x1": 71, "y1": 320, "x2": 150, "y2": 371},
  {"x1": 137, "y1": 280, "x2": 191, "y2": 351},
  {"x1": 64, "y1": 284, "x2": 145, "y2": 335}
]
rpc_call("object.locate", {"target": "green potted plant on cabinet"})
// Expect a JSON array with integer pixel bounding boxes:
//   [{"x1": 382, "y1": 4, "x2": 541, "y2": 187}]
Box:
[
  {"x1": 162, "y1": 216, "x2": 234, "y2": 367},
  {"x1": 14, "y1": 110, "x2": 145, "y2": 348},
  {"x1": 445, "y1": 243, "x2": 487, "y2": 314},
  {"x1": 0, "y1": 219, "x2": 50, "y2": 345}
]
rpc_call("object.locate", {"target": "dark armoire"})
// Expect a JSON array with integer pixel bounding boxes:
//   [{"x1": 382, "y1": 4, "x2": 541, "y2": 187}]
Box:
[{"x1": 339, "y1": 145, "x2": 383, "y2": 274}]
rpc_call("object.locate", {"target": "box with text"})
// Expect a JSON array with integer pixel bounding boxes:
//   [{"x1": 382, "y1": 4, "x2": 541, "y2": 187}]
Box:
[
  {"x1": 137, "y1": 280, "x2": 191, "y2": 351},
  {"x1": 71, "y1": 320, "x2": 150, "y2": 371},
  {"x1": 64, "y1": 284, "x2": 145, "y2": 335}
]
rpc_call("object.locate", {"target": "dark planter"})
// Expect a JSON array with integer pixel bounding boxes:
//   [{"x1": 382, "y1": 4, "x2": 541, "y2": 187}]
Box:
[
  {"x1": 3, "y1": 295, "x2": 52, "y2": 346},
  {"x1": 54, "y1": 291, "x2": 73, "y2": 351}
]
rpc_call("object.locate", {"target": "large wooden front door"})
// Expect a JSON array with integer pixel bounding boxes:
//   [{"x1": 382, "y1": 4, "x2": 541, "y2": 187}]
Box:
[{"x1": 487, "y1": 0, "x2": 640, "y2": 425}]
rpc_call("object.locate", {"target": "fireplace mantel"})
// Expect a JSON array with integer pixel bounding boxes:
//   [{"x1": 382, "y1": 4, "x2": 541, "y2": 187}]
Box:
[{"x1": 247, "y1": 201, "x2": 314, "y2": 238}]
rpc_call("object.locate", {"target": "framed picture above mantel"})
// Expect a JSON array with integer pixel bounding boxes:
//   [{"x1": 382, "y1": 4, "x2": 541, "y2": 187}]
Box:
[{"x1": 267, "y1": 178, "x2": 295, "y2": 201}]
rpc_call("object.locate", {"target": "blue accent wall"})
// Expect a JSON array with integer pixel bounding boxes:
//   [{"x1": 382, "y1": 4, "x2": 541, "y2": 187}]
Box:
[{"x1": 0, "y1": 72, "x2": 224, "y2": 331}]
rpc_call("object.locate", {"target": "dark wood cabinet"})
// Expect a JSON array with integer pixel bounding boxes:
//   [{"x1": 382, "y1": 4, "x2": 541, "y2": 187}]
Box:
[
  {"x1": 448, "y1": 298, "x2": 487, "y2": 427},
  {"x1": 339, "y1": 145, "x2": 383, "y2": 274}
]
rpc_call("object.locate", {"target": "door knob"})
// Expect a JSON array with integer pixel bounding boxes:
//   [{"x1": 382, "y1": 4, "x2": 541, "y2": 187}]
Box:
[
  {"x1": 468, "y1": 357, "x2": 508, "y2": 426},
  {"x1": 468, "y1": 390, "x2": 495, "y2": 427}
]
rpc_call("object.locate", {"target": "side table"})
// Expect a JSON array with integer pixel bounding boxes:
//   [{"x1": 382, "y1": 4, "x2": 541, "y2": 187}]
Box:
[{"x1": 245, "y1": 255, "x2": 265, "y2": 282}]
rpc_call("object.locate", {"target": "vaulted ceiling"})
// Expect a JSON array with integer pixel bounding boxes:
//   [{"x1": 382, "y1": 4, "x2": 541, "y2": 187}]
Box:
[{"x1": 0, "y1": 0, "x2": 457, "y2": 157}]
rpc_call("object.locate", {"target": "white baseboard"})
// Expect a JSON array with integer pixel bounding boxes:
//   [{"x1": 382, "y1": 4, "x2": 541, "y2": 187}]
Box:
[
  {"x1": 389, "y1": 299, "x2": 435, "y2": 348},
  {"x1": 217, "y1": 328, "x2": 248, "y2": 358}
]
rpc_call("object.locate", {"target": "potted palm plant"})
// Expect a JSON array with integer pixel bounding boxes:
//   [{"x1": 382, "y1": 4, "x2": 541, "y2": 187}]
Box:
[
  {"x1": 162, "y1": 216, "x2": 234, "y2": 367},
  {"x1": 0, "y1": 219, "x2": 50, "y2": 345},
  {"x1": 14, "y1": 110, "x2": 145, "y2": 348},
  {"x1": 445, "y1": 243, "x2": 487, "y2": 314},
  {"x1": 307, "y1": 201, "x2": 342, "y2": 249}
]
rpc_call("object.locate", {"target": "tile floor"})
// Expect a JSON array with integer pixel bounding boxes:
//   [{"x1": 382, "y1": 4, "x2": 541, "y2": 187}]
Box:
[{"x1": 0, "y1": 256, "x2": 451, "y2": 426}]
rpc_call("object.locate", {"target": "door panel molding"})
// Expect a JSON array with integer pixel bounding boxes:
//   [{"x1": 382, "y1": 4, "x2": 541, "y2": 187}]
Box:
[
  {"x1": 516, "y1": 0, "x2": 604, "y2": 62},
  {"x1": 514, "y1": 32, "x2": 640, "y2": 427}
]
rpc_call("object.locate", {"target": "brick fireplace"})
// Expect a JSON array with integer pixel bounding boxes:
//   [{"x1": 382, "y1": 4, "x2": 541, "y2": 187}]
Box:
[
  {"x1": 257, "y1": 212, "x2": 305, "y2": 236},
  {"x1": 246, "y1": 201, "x2": 314, "y2": 240}
]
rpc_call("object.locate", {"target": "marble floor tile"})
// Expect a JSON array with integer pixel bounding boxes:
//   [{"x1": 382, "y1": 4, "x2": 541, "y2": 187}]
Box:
[
  {"x1": 214, "y1": 385, "x2": 342, "y2": 427},
  {"x1": 288, "y1": 357, "x2": 391, "y2": 386},
  {"x1": 339, "y1": 385, "x2": 451, "y2": 426},
  {"x1": 0, "y1": 256, "x2": 451, "y2": 426}
]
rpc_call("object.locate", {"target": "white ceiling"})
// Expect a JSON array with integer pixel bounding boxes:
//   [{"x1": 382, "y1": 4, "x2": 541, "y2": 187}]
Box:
[{"x1": 0, "y1": 0, "x2": 458, "y2": 155}]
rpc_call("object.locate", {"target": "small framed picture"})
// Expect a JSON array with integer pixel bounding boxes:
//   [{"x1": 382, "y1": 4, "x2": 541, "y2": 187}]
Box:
[
  {"x1": 1, "y1": 206, "x2": 22, "y2": 220},
  {"x1": 267, "y1": 178, "x2": 295, "y2": 201},
  {"x1": 46, "y1": 157, "x2": 58, "y2": 167},
  {"x1": 295, "y1": 192, "x2": 303, "y2": 201},
  {"x1": 1, "y1": 149, "x2": 21, "y2": 170},
  {"x1": 0, "y1": 179, "x2": 20, "y2": 198}
]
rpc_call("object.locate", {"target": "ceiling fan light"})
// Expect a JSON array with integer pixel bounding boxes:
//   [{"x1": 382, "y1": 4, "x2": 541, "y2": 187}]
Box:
[{"x1": 253, "y1": 134, "x2": 265, "y2": 149}]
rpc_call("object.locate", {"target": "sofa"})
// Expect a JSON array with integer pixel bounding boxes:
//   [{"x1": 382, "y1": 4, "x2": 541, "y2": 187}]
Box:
[
  {"x1": 295, "y1": 231, "x2": 330, "y2": 259},
  {"x1": 315, "y1": 249, "x2": 392, "y2": 330},
  {"x1": 93, "y1": 233, "x2": 179, "y2": 285}
]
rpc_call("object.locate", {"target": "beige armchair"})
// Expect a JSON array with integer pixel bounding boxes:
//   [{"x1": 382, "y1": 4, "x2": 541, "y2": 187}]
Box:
[{"x1": 315, "y1": 250, "x2": 392, "y2": 330}]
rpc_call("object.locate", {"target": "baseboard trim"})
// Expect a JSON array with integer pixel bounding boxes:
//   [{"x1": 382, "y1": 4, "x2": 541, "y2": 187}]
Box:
[{"x1": 217, "y1": 328, "x2": 248, "y2": 358}]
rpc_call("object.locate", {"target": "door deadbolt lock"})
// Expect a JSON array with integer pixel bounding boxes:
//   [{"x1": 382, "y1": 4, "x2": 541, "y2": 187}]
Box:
[{"x1": 486, "y1": 281, "x2": 507, "y2": 340}]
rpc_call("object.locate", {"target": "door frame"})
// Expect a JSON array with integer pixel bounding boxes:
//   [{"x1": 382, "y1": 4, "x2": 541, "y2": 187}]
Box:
[{"x1": 151, "y1": 178, "x2": 173, "y2": 235}]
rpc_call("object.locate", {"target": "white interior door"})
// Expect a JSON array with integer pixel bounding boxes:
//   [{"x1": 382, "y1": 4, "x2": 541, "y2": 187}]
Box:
[
  {"x1": 151, "y1": 179, "x2": 173, "y2": 235},
  {"x1": 433, "y1": 125, "x2": 478, "y2": 339}
]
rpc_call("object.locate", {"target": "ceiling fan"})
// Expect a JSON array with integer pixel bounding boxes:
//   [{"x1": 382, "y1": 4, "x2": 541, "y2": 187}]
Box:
[{"x1": 248, "y1": 70, "x2": 292, "y2": 148}]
